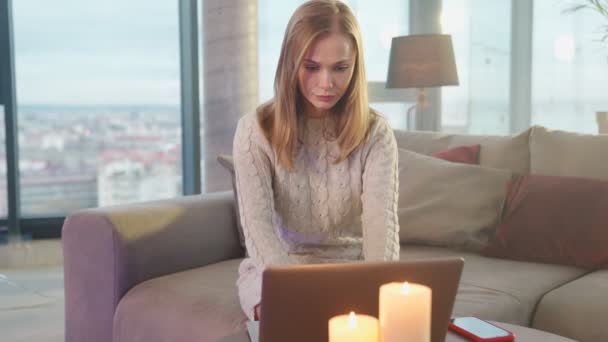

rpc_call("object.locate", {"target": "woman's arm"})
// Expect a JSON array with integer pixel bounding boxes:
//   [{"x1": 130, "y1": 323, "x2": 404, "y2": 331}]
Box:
[
  {"x1": 361, "y1": 118, "x2": 400, "y2": 261},
  {"x1": 233, "y1": 114, "x2": 293, "y2": 270}
]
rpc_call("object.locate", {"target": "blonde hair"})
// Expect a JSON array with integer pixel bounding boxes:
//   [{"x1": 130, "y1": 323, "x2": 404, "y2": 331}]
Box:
[{"x1": 258, "y1": 0, "x2": 375, "y2": 170}]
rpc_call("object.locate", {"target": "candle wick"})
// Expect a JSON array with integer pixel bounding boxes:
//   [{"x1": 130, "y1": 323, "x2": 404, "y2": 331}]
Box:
[
  {"x1": 348, "y1": 312, "x2": 357, "y2": 328},
  {"x1": 401, "y1": 282, "x2": 410, "y2": 295}
]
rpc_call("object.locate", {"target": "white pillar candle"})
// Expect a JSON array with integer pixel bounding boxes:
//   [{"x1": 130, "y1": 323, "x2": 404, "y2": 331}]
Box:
[
  {"x1": 329, "y1": 311, "x2": 379, "y2": 342},
  {"x1": 379, "y1": 282, "x2": 432, "y2": 342}
]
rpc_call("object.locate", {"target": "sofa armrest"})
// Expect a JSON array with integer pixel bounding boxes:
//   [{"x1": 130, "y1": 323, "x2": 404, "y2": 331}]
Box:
[{"x1": 62, "y1": 191, "x2": 244, "y2": 342}]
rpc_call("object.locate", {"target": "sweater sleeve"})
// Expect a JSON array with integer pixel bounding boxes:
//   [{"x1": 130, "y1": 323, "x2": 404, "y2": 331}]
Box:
[
  {"x1": 233, "y1": 114, "x2": 293, "y2": 270},
  {"x1": 361, "y1": 118, "x2": 400, "y2": 262}
]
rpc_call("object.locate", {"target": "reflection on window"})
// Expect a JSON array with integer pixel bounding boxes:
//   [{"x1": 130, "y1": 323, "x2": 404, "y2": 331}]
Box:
[
  {"x1": 13, "y1": 0, "x2": 182, "y2": 215},
  {"x1": 258, "y1": 0, "x2": 409, "y2": 101},
  {"x1": 441, "y1": 0, "x2": 511, "y2": 135},
  {"x1": 532, "y1": 1, "x2": 608, "y2": 134}
]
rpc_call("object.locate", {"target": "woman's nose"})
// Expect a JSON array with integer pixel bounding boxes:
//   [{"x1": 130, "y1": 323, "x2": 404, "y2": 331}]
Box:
[{"x1": 318, "y1": 70, "x2": 334, "y2": 89}]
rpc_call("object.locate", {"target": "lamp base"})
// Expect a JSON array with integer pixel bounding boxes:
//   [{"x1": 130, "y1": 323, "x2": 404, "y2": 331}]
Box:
[
  {"x1": 406, "y1": 104, "x2": 417, "y2": 130},
  {"x1": 406, "y1": 88, "x2": 427, "y2": 131}
]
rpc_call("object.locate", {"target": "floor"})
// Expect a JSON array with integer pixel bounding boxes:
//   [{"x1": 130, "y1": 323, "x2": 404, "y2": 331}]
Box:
[{"x1": 0, "y1": 238, "x2": 64, "y2": 342}]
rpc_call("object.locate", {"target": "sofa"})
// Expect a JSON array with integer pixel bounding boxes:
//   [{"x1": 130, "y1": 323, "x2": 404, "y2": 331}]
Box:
[{"x1": 63, "y1": 125, "x2": 608, "y2": 342}]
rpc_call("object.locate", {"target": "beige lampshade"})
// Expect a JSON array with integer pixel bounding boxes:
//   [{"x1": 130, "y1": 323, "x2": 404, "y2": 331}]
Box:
[{"x1": 386, "y1": 34, "x2": 459, "y2": 88}]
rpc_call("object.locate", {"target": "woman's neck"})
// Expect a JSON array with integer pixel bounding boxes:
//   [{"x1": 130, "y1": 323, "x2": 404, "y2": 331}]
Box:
[{"x1": 302, "y1": 101, "x2": 330, "y2": 119}]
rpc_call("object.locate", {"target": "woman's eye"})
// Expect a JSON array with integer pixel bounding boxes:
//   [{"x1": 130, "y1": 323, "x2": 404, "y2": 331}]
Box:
[
  {"x1": 335, "y1": 65, "x2": 349, "y2": 72},
  {"x1": 305, "y1": 65, "x2": 319, "y2": 71}
]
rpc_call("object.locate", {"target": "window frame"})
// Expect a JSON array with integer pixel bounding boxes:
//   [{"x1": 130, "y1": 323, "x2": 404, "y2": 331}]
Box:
[
  {"x1": 180, "y1": 0, "x2": 202, "y2": 196},
  {"x1": 510, "y1": 0, "x2": 533, "y2": 133},
  {"x1": 0, "y1": 0, "x2": 21, "y2": 237}
]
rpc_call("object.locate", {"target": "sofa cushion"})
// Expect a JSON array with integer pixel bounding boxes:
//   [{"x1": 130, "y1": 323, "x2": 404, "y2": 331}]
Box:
[
  {"x1": 431, "y1": 144, "x2": 480, "y2": 164},
  {"x1": 112, "y1": 247, "x2": 587, "y2": 342},
  {"x1": 530, "y1": 125, "x2": 608, "y2": 180},
  {"x1": 394, "y1": 127, "x2": 531, "y2": 173},
  {"x1": 399, "y1": 245, "x2": 587, "y2": 326},
  {"x1": 398, "y1": 149, "x2": 512, "y2": 250},
  {"x1": 113, "y1": 258, "x2": 246, "y2": 342},
  {"x1": 482, "y1": 174, "x2": 608, "y2": 269},
  {"x1": 533, "y1": 270, "x2": 608, "y2": 342}
]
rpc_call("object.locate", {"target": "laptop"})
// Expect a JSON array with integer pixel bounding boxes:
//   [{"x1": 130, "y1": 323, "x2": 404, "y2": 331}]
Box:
[{"x1": 249, "y1": 257, "x2": 463, "y2": 342}]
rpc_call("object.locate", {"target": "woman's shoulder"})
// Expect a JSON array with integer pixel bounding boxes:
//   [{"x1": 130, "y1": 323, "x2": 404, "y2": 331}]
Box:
[
  {"x1": 238, "y1": 102, "x2": 273, "y2": 132},
  {"x1": 235, "y1": 109, "x2": 273, "y2": 154},
  {"x1": 236, "y1": 108, "x2": 264, "y2": 134},
  {"x1": 236, "y1": 110, "x2": 260, "y2": 127},
  {"x1": 367, "y1": 110, "x2": 394, "y2": 140},
  {"x1": 358, "y1": 110, "x2": 397, "y2": 159}
]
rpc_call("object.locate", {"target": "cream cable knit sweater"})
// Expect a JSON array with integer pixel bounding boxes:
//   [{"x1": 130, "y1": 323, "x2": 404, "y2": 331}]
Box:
[{"x1": 233, "y1": 112, "x2": 400, "y2": 321}]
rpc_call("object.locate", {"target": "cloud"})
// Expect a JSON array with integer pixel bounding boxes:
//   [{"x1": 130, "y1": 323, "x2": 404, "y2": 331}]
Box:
[{"x1": 12, "y1": 0, "x2": 180, "y2": 105}]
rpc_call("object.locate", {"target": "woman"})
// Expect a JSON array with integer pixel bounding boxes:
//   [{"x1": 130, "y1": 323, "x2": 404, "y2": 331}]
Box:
[{"x1": 233, "y1": 0, "x2": 399, "y2": 321}]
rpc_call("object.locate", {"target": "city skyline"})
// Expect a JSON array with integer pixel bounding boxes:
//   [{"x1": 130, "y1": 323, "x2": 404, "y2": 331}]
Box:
[{"x1": 1, "y1": 105, "x2": 183, "y2": 216}]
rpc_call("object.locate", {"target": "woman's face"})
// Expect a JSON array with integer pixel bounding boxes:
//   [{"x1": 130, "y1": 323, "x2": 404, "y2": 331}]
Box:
[{"x1": 297, "y1": 32, "x2": 356, "y2": 118}]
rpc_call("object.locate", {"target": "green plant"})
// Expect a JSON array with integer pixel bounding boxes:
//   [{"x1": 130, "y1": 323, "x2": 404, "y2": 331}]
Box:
[{"x1": 564, "y1": 0, "x2": 608, "y2": 42}]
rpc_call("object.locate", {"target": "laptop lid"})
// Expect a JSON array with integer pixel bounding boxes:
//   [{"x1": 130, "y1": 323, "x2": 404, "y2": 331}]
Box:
[{"x1": 259, "y1": 257, "x2": 463, "y2": 342}]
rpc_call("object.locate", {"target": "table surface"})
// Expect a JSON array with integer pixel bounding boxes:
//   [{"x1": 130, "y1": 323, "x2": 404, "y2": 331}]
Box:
[{"x1": 215, "y1": 321, "x2": 577, "y2": 342}]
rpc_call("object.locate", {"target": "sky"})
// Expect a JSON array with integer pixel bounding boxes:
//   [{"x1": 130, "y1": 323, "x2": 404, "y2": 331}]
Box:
[{"x1": 12, "y1": 0, "x2": 181, "y2": 105}]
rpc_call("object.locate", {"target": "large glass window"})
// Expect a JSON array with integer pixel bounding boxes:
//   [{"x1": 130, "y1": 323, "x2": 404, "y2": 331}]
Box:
[
  {"x1": 441, "y1": 0, "x2": 511, "y2": 134},
  {"x1": 532, "y1": 1, "x2": 608, "y2": 134},
  {"x1": 258, "y1": 0, "x2": 409, "y2": 129},
  {"x1": 13, "y1": 0, "x2": 182, "y2": 215}
]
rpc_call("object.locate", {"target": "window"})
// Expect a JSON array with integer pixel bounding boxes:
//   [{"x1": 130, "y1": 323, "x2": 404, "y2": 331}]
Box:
[
  {"x1": 441, "y1": 0, "x2": 511, "y2": 134},
  {"x1": 531, "y1": 1, "x2": 608, "y2": 134},
  {"x1": 12, "y1": 0, "x2": 182, "y2": 215}
]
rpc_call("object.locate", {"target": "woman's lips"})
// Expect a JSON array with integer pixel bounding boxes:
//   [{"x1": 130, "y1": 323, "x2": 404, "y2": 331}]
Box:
[{"x1": 316, "y1": 95, "x2": 335, "y2": 102}]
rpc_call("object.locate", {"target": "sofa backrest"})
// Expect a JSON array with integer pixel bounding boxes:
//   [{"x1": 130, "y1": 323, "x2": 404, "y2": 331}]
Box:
[
  {"x1": 530, "y1": 125, "x2": 608, "y2": 181},
  {"x1": 394, "y1": 125, "x2": 608, "y2": 179},
  {"x1": 394, "y1": 127, "x2": 532, "y2": 174}
]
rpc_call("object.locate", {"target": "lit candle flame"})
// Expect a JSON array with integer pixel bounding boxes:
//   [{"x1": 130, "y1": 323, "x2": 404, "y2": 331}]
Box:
[
  {"x1": 401, "y1": 282, "x2": 410, "y2": 295},
  {"x1": 348, "y1": 311, "x2": 357, "y2": 329}
]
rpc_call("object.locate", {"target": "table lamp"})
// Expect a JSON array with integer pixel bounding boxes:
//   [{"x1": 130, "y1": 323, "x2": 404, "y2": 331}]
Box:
[{"x1": 386, "y1": 34, "x2": 459, "y2": 130}]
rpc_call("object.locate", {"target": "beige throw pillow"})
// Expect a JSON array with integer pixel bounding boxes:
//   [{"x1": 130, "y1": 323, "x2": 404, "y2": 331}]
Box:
[
  {"x1": 530, "y1": 126, "x2": 608, "y2": 181},
  {"x1": 398, "y1": 149, "x2": 513, "y2": 251}
]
